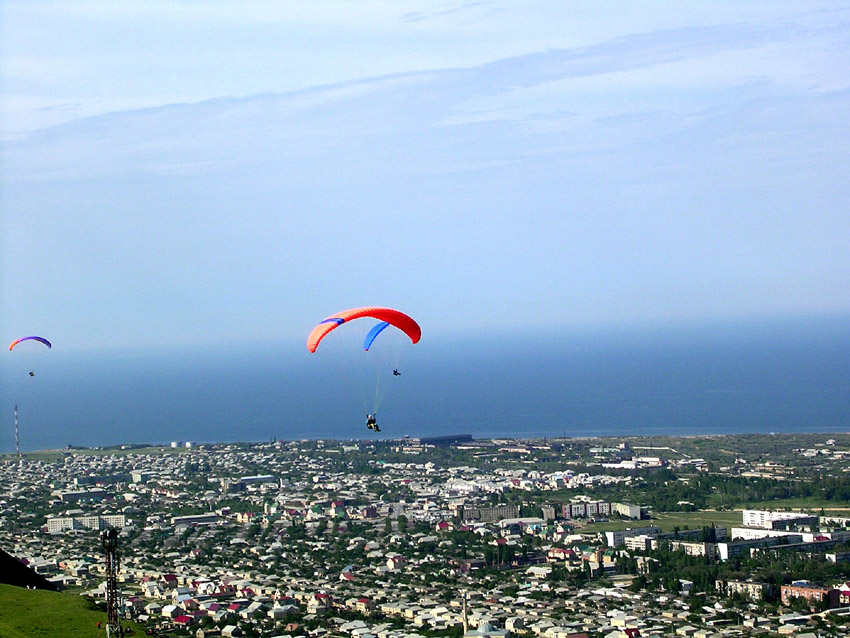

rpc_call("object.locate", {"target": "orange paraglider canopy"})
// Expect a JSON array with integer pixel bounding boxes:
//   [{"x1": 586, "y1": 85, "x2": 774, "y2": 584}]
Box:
[{"x1": 307, "y1": 307, "x2": 421, "y2": 353}]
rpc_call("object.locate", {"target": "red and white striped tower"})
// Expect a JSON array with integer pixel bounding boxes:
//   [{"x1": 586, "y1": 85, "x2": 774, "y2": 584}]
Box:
[{"x1": 14, "y1": 404, "x2": 20, "y2": 457}]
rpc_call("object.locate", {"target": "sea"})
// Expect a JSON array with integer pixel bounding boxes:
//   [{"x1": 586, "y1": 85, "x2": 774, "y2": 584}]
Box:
[{"x1": 2, "y1": 316, "x2": 849, "y2": 452}]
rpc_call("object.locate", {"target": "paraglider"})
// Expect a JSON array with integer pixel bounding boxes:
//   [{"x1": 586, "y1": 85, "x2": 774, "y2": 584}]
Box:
[
  {"x1": 308, "y1": 307, "x2": 420, "y2": 432},
  {"x1": 363, "y1": 321, "x2": 390, "y2": 351},
  {"x1": 9, "y1": 336, "x2": 51, "y2": 351},
  {"x1": 366, "y1": 323, "x2": 403, "y2": 377},
  {"x1": 9, "y1": 337, "x2": 51, "y2": 377}
]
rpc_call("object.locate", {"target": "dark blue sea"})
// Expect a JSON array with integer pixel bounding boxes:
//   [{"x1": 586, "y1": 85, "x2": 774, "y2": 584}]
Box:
[{"x1": 2, "y1": 316, "x2": 849, "y2": 452}]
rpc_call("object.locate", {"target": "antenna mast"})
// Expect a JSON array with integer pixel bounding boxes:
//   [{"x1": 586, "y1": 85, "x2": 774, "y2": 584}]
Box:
[
  {"x1": 462, "y1": 589, "x2": 468, "y2": 635},
  {"x1": 100, "y1": 528, "x2": 124, "y2": 638},
  {"x1": 14, "y1": 405, "x2": 20, "y2": 457}
]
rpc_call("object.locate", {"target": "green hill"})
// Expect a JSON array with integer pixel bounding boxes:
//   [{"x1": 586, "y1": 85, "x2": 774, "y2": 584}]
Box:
[{"x1": 0, "y1": 584, "x2": 145, "y2": 638}]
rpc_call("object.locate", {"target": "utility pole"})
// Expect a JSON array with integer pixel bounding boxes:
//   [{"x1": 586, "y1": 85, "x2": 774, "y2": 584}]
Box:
[{"x1": 100, "y1": 528, "x2": 124, "y2": 638}]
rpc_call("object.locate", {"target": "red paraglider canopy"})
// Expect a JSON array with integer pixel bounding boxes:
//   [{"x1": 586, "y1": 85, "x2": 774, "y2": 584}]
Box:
[{"x1": 307, "y1": 307, "x2": 421, "y2": 353}]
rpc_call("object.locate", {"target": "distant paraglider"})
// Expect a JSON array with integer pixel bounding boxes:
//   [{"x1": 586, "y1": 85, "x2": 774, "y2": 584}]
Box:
[
  {"x1": 363, "y1": 321, "x2": 391, "y2": 351},
  {"x1": 9, "y1": 336, "x2": 52, "y2": 351},
  {"x1": 9, "y1": 336, "x2": 51, "y2": 378}
]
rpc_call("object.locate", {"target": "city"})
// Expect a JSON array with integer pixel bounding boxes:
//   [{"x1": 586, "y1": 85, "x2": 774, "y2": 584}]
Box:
[{"x1": 2, "y1": 433, "x2": 850, "y2": 637}]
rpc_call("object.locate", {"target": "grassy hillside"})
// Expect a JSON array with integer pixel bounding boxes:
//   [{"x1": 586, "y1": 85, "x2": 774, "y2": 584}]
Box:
[{"x1": 0, "y1": 584, "x2": 145, "y2": 638}]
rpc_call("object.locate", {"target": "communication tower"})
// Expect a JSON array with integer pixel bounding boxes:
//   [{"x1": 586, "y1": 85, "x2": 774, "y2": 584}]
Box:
[
  {"x1": 14, "y1": 405, "x2": 20, "y2": 457},
  {"x1": 100, "y1": 527, "x2": 124, "y2": 637}
]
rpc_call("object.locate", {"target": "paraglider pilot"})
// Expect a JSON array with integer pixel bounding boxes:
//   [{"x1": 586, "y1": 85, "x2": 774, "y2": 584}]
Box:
[
  {"x1": 366, "y1": 414, "x2": 380, "y2": 432},
  {"x1": 393, "y1": 368, "x2": 401, "y2": 376}
]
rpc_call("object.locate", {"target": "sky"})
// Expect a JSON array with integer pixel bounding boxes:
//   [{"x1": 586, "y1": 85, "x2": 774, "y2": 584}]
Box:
[{"x1": 1, "y1": 1, "x2": 849, "y2": 353}]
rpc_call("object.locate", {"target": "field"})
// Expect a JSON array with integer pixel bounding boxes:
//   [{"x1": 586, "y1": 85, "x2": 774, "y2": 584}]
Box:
[
  {"x1": 0, "y1": 584, "x2": 145, "y2": 638},
  {"x1": 579, "y1": 510, "x2": 745, "y2": 533},
  {"x1": 578, "y1": 504, "x2": 850, "y2": 534},
  {"x1": 3, "y1": 445, "x2": 189, "y2": 463},
  {"x1": 733, "y1": 498, "x2": 850, "y2": 515}
]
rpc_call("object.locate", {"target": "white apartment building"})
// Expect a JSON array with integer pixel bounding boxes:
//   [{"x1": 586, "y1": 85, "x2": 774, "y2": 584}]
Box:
[
  {"x1": 741, "y1": 509, "x2": 815, "y2": 529},
  {"x1": 605, "y1": 526, "x2": 661, "y2": 547},
  {"x1": 47, "y1": 514, "x2": 126, "y2": 533}
]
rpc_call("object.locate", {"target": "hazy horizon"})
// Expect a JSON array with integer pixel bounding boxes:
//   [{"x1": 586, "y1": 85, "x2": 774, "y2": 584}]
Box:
[{"x1": 2, "y1": 315, "x2": 848, "y2": 452}]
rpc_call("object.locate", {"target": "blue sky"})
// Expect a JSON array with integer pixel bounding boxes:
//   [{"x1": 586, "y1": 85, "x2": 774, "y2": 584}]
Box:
[{"x1": 2, "y1": 1, "x2": 849, "y2": 352}]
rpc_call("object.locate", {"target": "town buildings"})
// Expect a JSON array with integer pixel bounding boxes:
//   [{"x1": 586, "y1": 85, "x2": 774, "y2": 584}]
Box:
[{"x1": 2, "y1": 435, "x2": 850, "y2": 636}]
